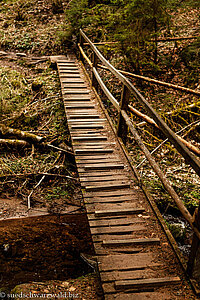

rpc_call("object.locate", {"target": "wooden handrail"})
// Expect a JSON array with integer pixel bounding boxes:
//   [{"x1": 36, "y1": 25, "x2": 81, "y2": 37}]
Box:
[
  {"x1": 98, "y1": 64, "x2": 200, "y2": 97},
  {"x1": 80, "y1": 29, "x2": 200, "y2": 177},
  {"x1": 121, "y1": 109, "x2": 200, "y2": 240}
]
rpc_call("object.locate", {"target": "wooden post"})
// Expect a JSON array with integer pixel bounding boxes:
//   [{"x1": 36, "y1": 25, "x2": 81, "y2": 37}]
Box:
[
  {"x1": 91, "y1": 52, "x2": 98, "y2": 90},
  {"x1": 79, "y1": 34, "x2": 84, "y2": 62},
  {"x1": 187, "y1": 205, "x2": 200, "y2": 278},
  {"x1": 117, "y1": 84, "x2": 130, "y2": 144}
]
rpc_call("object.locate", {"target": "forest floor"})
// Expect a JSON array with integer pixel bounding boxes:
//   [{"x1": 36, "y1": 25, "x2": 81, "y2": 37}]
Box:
[
  {"x1": 0, "y1": 0, "x2": 102, "y2": 298},
  {"x1": 0, "y1": 0, "x2": 199, "y2": 298}
]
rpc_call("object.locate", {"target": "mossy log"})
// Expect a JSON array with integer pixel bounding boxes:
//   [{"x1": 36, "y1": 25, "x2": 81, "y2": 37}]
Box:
[
  {"x1": 0, "y1": 124, "x2": 45, "y2": 144},
  {"x1": 0, "y1": 138, "x2": 30, "y2": 147}
]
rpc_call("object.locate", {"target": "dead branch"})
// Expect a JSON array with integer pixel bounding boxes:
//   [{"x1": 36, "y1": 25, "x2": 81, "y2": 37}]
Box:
[
  {"x1": 98, "y1": 64, "x2": 200, "y2": 96},
  {"x1": 128, "y1": 105, "x2": 200, "y2": 156},
  {"x1": 137, "y1": 120, "x2": 200, "y2": 168},
  {"x1": 27, "y1": 175, "x2": 46, "y2": 210},
  {"x1": 46, "y1": 143, "x2": 74, "y2": 155},
  {"x1": 165, "y1": 101, "x2": 200, "y2": 116},
  {"x1": 0, "y1": 124, "x2": 45, "y2": 144},
  {"x1": 0, "y1": 172, "x2": 77, "y2": 181}
]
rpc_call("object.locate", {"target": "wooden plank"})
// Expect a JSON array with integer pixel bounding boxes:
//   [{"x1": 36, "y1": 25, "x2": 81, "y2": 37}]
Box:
[
  {"x1": 61, "y1": 79, "x2": 85, "y2": 83},
  {"x1": 63, "y1": 90, "x2": 90, "y2": 94},
  {"x1": 68, "y1": 116, "x2": 101, "y2": 119},
  {"x1": 115, "y1": 277, "x2": 181, "y2": 291},
  {"x1": 75, "y1": 149, "x2": 113, "y2": 154},
  {"x1": 80, "y1": 174, "x2": 126, "y2": 181},
  {"x1": 100, "y1": 269, "x2": 158, "y2": 282},
  {"x1": 98, "y1": 253, "x2": 159, "y2": 271},
  {"x1": 89, "y1": 218, "x2": 143, "y2": 228},
  {"x1": 95, "y1": 207, "x2": 145, "y2": 217},
  {"x1": 65, "y1": 102, "x2": 92, "y2": 106},
  {"x1": 84, "y1": 190, "x2": 136, "y2": 198},
  {"x1": 59, "y1": 70, "x2": 80, "y2": 73},
  {"x1": 59, "y1": 74, "x2": 81, "y2": 78},
  {"x1": 83, "y1": 164, "x2": 124, "y2": 171},
  {"x1": 84, "y1": 196, "x2": 137, "y2": 204},
  {"x1": 92, "y1": 234, "x2": 135, "y2": 242},
  {"x1": 91, "y1": 224, "x2": 145, "y2": 235},
  {"x1": 65, "y1": 105, "x2": 95, "y2": 109},
  {"x1": 105, "y1": 291, "x2": 171, "y2": 300},
  {"x1": 71, "y1": 125, "x2": 104, "y2": 129},
  {"x1": 77, "y1": 159, "x2": 120, "y2": 164},
  {"x1": 103, "y1": 238, "x2": 160, "y2": 246},
  {"x1": 63, "y1": 84, "x2": 87, "y2": 87},
  {"x1": 94, "y1": 248, "x2": 142, "y2": 256},
  {"x1": 84, "y1": 183, "x2": 130, "y2": 192},
  {"x1": 73, "y1": 137, "x2": 107, "y2": 141},
  {"x1": 59, "y1": 67, "x2": 79, "y2": 70}
]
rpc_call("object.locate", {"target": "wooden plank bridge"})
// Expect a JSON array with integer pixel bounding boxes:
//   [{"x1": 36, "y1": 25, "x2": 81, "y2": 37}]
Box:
[{"x1": 53, "y1": 52, "x2": 199, "y2": 300}]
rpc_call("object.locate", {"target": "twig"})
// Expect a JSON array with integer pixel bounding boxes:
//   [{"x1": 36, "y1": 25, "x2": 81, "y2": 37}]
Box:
[
  {"x1": 46, "y1": 143, "x2": 73, "y2": 155},
  {"x1": 27, "y1": 175, "x2": 45, "y2": 210},
  {"x1": 136, "y1": 120, "x2": 200, "y2": 168}
]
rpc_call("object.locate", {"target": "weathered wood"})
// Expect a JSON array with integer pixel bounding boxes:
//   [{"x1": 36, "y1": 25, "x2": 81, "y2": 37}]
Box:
[
  {"x1": 61, "y1": 79, "x2": 85, "y2": 83},
  {"x1": 117, "y1": 85, "x2": 130, "y2": 144},
  {"x1": 73, "y1": 136, "x2": 107, "y2": 141},
  {"x1": 92, "y1": 52, "x2": 98, "y2": 89},
  {"x1": 0, "y1": 138, "x2": 30, "y2": 147},
  {"x1": 105, "y1": 291, "x2": 171, "y2": 300},
  {"x1": 59, "y1": 74, "x2": 81, "y2": 78},
  {"x1": 77, "y1": 158, "x2": 120, "y2": 164},
  {"x1": 187, "y1": 206, "x2": 200, "y2": 277},
  {"x1": 78, "y1": 43, "x2": 93, "y2": 68},
  {"x1": 68, "y1": 116, "x2": 101, "y2": 119},
  {"x1": 84, "y1": 163, "x2": 124, "y2": 170},
  {"x1": 98, "y1": 253, "x2": 159, "y2": 271},
  {"x1": 115, "y1": 277, "x2": 181, "y2": 290},
  {"x1": 121, "y1": 110, "x2": 200, "y2": 240},
  {"x1": 75, "y1": 149, "x2": 113, "y2": 154},
  {"x1": 85, "y1": 190, "x2": 136, "y2": 197},
  {"x1": 0, "y1": 124, "x2": 44, "y2": 144},
  {"x1": 59, "y1": 70, "x2": 80, "y2": 74},
  {"x1": 65, "y1": 104, "x2": 95, "y2": 109},
  {"x1": 101, "y1": 269, "x2": 158, "y2": 282},
  {"x1": 84, "y1": 183, "x2": 130, "y2": 192},
  {"x1": 91, "y1": 225, "x2": 145, "y2": 235},
  {"x1": 89, "y1": 218, "x2": 143, "y2": 228},
  {"x1": 80, "y1": 174, "x2": 126, "y2": 181},
  {"x1": 71, "y1": 124, "x2": 104, "y2": 129},
  {"x1": 95, "y1": 207, "x2": 145, "y2": 217},
  {"x1": 63, "y1": 90, "x2": 90, "y2": 94},
  {"x1": 103, "y1": 238, "x2": 160, "y2": 246},
  {"x1": 98, "y1": 64, "x2": 200, "y2": 96},
  {"x1": 93, "y1": 67, "x2": 120, "y2": 112},
  {"x1": 80, "y1": 29, "x2": 200, "y2": 177}
]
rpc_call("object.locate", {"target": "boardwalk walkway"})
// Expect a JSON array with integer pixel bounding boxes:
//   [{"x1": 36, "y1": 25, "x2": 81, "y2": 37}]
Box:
[{"x1": 55, "y1": 55, "x2": 194, "y2": 300}]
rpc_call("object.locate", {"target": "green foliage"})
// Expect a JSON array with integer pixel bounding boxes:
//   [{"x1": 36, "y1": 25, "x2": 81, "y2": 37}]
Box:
[
  {"x1": 179, "y1": 38, "x2": 200, "y2": 86},
  {"x1": 65, "y1": 0, "x2": 170, "y2": 72}
]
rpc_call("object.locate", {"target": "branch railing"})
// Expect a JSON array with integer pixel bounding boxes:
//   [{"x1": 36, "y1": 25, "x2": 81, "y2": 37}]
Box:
[{"x1": 78, "y1": 29, "x2": 200, "y2": 277}]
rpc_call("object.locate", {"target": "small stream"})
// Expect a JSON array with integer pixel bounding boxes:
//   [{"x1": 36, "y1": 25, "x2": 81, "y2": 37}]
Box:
[{"x1": 163, "y1": 214, "x2": 193, "y2": 257}]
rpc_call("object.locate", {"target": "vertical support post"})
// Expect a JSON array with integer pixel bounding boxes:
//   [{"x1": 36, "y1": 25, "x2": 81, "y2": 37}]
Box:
[
  {"x1": 91, "y1": 52, "x2": 98, "y2": 90},
  {"x1": 187, "y1": 205, "x2": 200, "y2": 277},
  {"x1": 79, "y1": 33, "x2": 84, "y2": 62},
  {"x1": 117, "y1": 84, "x2": 130, "y2": 144}
]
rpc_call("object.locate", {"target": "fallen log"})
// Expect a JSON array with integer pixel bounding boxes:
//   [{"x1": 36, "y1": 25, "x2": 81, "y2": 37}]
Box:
[
  {"x1": 0, "y1": 138, "x2": 30, "y2": 147},
  {"x1": 0, "y1": 124, "x2": 45, "y2": 144},
  {"x1": 128, "y1": 105, "x2": 200, "y2": 156}
]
